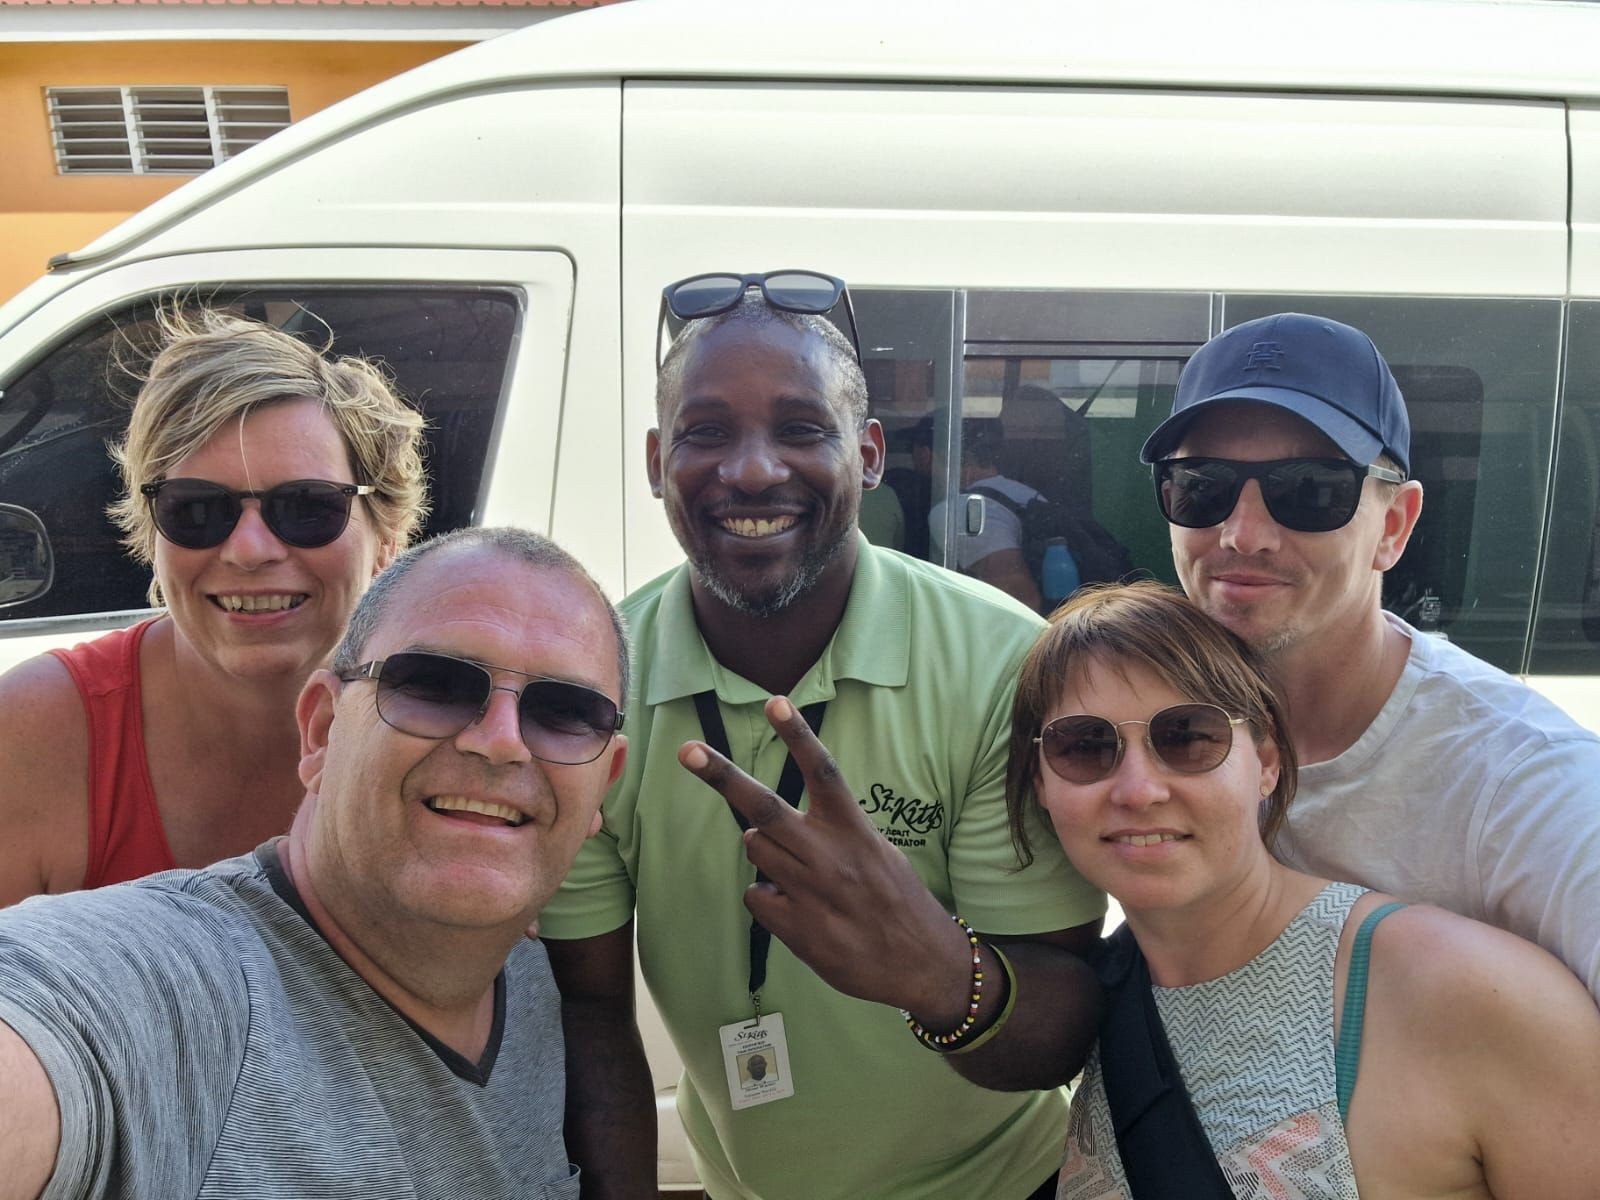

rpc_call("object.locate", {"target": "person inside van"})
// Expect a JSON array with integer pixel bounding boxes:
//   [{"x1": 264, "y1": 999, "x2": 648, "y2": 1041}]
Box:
[
  {"x1": 929, "y1": 418, "x2": 1046, "y2": 611},
  {"x1": 540, "y1": 271, "x2": 1106, "y2": 1200},
  {"x1": 882, "y1": 416, "x2": 935, "y2": 559},
  {"x1": 0, "y1": 308, "x2": 426, "y2": 905},
  {"x1": 1006, "y1": 581, "x2": 1600, "y2": 1199},
  {"x1": 1141, "y1": 312, "x2": 1600, "y2": 1003}
]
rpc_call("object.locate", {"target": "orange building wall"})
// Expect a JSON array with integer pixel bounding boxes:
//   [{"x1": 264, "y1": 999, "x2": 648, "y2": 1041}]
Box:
[{"x1": 0, "y1": 40, "x2": 463, "y2": 300}]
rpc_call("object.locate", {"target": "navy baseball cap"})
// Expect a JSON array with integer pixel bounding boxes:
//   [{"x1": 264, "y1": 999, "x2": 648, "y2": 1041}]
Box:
[{"x1": 1140, "y1": 313, "x2": 1411, "y2": 476}]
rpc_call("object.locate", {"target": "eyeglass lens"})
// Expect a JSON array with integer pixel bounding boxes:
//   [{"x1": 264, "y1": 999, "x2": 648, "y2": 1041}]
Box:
[
  {"x1": 1156, "y1": 458, "x2": 1367, "y2": 533},
  {"x1": 372, "y1": 651, "x2": 619, "y2": 765},
  {"x1": 149, "y1": 479, "x2": 359, "y2": 550},
  {"x1": 1039, "y1": 703, "x2": 1237, "y2": 784}
]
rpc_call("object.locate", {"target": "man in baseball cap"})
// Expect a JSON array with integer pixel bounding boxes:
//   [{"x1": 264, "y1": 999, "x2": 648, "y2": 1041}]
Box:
[{"x1": 1144, "y1": 311, "x2": 1600, "y2": 1001}]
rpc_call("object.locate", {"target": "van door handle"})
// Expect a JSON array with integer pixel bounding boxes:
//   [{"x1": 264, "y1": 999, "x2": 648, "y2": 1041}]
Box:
[{"x1": 964, "y1": 493, "x2": 986, "y2": 537}]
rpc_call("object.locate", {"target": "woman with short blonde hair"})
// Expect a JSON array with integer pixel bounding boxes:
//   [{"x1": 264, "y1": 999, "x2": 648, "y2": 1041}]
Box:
[{"x1": 0, "y1": 307, "x2": 428, "y2": 903}]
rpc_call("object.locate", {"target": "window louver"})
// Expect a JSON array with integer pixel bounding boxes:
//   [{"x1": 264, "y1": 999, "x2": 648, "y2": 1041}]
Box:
[{"x1": 48, "y1": 86, "x2": 291, "y2": 175}]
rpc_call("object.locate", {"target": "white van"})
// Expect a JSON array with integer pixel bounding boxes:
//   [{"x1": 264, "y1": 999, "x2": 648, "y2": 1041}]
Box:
[{"x1": 3, "y1": 0, "x2": 1600, "y2": 1186}]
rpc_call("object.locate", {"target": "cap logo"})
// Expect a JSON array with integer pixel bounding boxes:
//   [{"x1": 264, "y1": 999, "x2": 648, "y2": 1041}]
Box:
[{"x1": 1244, "y1": 341, "x2": 1283, "y2": 371}]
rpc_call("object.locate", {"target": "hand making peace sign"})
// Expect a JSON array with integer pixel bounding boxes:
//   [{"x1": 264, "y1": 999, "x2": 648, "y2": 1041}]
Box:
[{"x1": 678, "y1": 695, "x2": 976, "y2": 1029}]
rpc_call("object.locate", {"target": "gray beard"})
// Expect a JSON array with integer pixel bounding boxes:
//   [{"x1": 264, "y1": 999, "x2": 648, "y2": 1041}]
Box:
[{"x1": 691, "y1": 527, "x2": 852, "y2": 618}]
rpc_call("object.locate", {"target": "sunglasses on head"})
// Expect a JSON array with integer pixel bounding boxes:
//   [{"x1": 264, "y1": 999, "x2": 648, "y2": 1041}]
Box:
[
  {"x1": 339, "y1": 650, "x2": 624, "y2": 766},
  {"x1": 142, "y1": 477, "x2": 374, "y2": 550},
  {"x1": 656, "y1": 269, "x2": 863, "y2": 366},
  {"x1": 1036, "y1": 703, "x2": 1248, "y2": 785},
  {"x1": 1153, "y1": 456, "x2": 1406, "y2": 534}
]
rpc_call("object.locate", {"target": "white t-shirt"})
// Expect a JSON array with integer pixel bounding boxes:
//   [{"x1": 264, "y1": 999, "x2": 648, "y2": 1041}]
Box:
[
  {"x1": 929, "y1": 474, "x2": 1040, "y2": 568},
  {"x1": 1276, "y1": 612, "x2": 1600, "y2": 1001}
]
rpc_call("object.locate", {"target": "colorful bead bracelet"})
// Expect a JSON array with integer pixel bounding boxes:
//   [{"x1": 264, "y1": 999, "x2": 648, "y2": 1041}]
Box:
[{"x1": 901, "y1": 914, "x2": 987, "y2": 1052}]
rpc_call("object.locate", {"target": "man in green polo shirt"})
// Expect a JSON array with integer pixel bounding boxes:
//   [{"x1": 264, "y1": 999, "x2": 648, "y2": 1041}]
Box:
[{"x1": 541, "y1": 280, "x2": 1106, "y2": 1200}]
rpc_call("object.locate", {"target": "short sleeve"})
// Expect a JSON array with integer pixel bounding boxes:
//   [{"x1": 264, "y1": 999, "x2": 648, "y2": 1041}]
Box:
[
  {"x1": 0, "y1": 889, "x2": 250, "y2": 1199},
  {"x1": 946, "y1": 663, "x2": 1106, "y2": 936},
  {"x1": 953, "y1": 500, "x2": 1025, "y2": 569},
  {"x1": 539, "y1": 786, "x2": 637, "y2": 941},
  {"x1": 929, "y1": 499, "x2": 1027, "y2": 566},
  {"x1": 1476, "y1": 737, "x2": 1600, "y2": 1003}
]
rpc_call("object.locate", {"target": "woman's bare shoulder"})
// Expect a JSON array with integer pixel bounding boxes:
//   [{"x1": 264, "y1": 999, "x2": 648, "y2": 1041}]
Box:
[
  {"x1": 0, "y1": 650, "x2": 92, "y2": 902},
  {"x1": 0, "y1": 650, "x2": 88, "y2": 749},
  {"x1": 1365, "y1": 902, "x2": 1595, "y2": 1050}
]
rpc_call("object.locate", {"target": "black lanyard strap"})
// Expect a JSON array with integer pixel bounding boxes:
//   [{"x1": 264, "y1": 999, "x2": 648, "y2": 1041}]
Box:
[{"x1": 692, "y1": 690, "x2": 827, "y2": 998}]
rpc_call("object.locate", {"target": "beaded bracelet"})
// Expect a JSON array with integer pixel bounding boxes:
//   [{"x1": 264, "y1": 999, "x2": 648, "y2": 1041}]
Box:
[
  {"x1": 901, "y1": 914, "x2": 986, "y2": 1052},
  {"x1": 947, "y1": 941, "x2": 1016, "y2": 1056}
]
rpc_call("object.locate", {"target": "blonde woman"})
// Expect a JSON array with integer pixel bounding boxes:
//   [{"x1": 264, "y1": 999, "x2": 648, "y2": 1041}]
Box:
[{"x1": 0, "y1": 310, "x2": 427, "y2": 903}]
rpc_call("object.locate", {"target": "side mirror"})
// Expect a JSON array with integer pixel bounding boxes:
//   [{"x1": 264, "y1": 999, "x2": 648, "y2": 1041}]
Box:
[{"x1": 0, "y1": 504, "x2": 54, "y2": 608}]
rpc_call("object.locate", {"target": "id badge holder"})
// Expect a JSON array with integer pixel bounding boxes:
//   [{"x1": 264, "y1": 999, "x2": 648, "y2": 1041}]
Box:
[{"x1": 719, "y1": 1004, "x2": 795, "y2": 1111}]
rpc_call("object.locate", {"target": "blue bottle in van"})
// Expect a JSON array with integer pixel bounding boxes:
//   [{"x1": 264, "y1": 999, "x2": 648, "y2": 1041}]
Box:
[{"x1": 1041, "y1": 538, "x2": 1080, "y2": 612}]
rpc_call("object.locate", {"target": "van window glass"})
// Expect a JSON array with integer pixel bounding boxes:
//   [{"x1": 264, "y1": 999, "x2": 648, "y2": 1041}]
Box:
[
  {"x1": 855, "y1": 289, "x2": 958, "y2": 562},
  {"x1": 1531, "y1": 302, "x2": 1600, "y2": 674},
  {"x1": 1225, "y1": 295, "x2": 1562, "y2": 673},
  {"x1": 0, "y1": 288, "x2": 518, "y2": 622},
  {"x1": 942, "y1": 353, "x2": 1184, "y2": 614},
  {"x1": 927, "y1": 290, "x2": 1211, "y2": 614}
]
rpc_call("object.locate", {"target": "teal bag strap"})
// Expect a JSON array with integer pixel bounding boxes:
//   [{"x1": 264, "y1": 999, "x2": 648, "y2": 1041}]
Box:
[{"x1": 1335, "y1": 901, "x2": 1406, "y2": 1123}]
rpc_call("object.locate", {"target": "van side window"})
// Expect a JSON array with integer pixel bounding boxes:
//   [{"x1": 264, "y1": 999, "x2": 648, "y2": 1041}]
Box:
[
  {"x1": 1532, "y1": 301, "x2": 1600, "y2": 673},
  {"x1": 859, "y1": 288, "x2": 1205, "y2": 616},
  {"x1": 0, "y1": 288, "x2": 519, "y2": 622},
  {"x1": 856, "y1": 287, "x2": 1564, "y2": 672},
  {"x1": 856, "y1": 289, "x2": 957, "y2": 561}
]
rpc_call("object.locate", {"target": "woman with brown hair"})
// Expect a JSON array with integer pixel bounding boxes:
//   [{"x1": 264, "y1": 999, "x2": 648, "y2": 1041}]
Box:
[
  {"x1": 1007, "y1": 582, "x2": 1600, "y2": 1199},
  {"x1": 0, "y1": 309, "x2": 427, "y2": 903}
]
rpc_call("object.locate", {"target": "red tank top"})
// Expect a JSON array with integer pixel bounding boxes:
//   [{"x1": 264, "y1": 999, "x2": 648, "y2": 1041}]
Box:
[{"x1": 49, "y1": 618, "x2": 178, "y2": 887}]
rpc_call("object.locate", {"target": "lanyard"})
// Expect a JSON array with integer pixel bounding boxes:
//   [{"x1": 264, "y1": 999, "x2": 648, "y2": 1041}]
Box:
[{"x1": 692, "y1": 690, "x2": 827, "y2": 1006}]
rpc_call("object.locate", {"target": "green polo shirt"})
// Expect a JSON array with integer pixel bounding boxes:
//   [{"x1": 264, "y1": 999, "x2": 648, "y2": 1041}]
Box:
[{"x1": 543, "y1": 538, "x2": 1105, "y2": 1200}]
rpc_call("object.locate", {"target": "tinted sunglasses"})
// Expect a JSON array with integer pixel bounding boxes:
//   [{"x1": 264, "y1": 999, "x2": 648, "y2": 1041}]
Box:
[
  {"x1": 1036, "y1": 703, "x2": 1248, "y2": 784},
  {"x1": 142, "y1": 477, "x2": 374, "y2": 550},
  {"x1": 1154, "y1": 456, "x2": 1406, "y2": 533},
  {"x1": 339, "y1": 650, "x2": 624, "y2": 766},
  {"x1": 656, "y1": 269, "x2": 863, "y2": 365}
]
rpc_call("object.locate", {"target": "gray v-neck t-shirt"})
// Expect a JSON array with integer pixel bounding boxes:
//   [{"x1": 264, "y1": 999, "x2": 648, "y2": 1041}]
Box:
[{"x1": 0, "y1": 842, "x2": 577, "y2": 1199}]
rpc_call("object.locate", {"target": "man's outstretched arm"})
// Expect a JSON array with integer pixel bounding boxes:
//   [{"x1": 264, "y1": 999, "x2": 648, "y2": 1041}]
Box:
[
  {"x1": 543, "y1": 921, "x2": 657, "y2": 1200},
  {"x1": 0, "y1": 1018, "x2": 59, "y2": 1200}
]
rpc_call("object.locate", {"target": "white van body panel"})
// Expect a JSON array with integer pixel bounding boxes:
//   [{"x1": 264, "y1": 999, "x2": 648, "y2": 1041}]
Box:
[
  {"x1": 1571, "y1": 103, "x2": 1600, "y2": 297},
  {"x1": 626, "y1": 84, "x2": 1566, "y2": 294}
]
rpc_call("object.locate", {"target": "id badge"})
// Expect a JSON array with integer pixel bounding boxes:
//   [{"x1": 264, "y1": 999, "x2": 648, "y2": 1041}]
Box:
[{"x1": 718, "y1": 1012, "x2": 796, "y2": 1110}]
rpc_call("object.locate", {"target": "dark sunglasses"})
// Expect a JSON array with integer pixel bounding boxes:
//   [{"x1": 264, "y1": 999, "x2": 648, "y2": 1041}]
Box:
[
  {"x1": 339, "y1": 650, "x2": 624, "y2": 766},
  {"x1": 656, "y1": 269, "x2": 863, "y2": 366},
  {"x1": 1154, "y1": 456, "x2": 1406, "y2": 533},
  {"x1": 1036, "y1": 703, "x2": 1248, "y2": 785},
  {"x1": 141, "y1": 477, "x2": 374, "y2": 550}
]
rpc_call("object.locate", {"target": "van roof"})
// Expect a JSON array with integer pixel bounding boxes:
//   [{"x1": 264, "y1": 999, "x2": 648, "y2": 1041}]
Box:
[
  {"x1": 49, "y1": 0, "x2": 1600, "y2": 272},
  {"x1": 485, "y1": 0, "x2": 1600, "y2": 97}
]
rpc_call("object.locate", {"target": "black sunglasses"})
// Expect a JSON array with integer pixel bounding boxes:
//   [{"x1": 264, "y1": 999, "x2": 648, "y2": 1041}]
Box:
[
  {"x1": 1036, "y1": 703, "x2": 1248, "y2": 785},
  {"x1": 1154, "y1": 456, "x2": 1406, "y2": 534},
  {"x1": 656, "y1": 269, "x2": 863, "y2": 366},
  {"x1": 339, "y1": 650, "x2": 624, "y2": 766},
  {"x1": 142, "y1": 477, "x2": 375, "y2": 550}
]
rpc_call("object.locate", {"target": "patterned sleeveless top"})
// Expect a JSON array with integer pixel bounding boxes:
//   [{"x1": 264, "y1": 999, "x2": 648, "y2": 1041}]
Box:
[{"x1": 1059, "y1": 882, "x2": 1371, "y2": 1200}]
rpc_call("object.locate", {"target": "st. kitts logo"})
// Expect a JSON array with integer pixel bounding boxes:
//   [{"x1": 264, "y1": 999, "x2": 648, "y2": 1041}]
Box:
[{"x1": 858, "y1": 783, "x2": 944, "y2": 849}]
